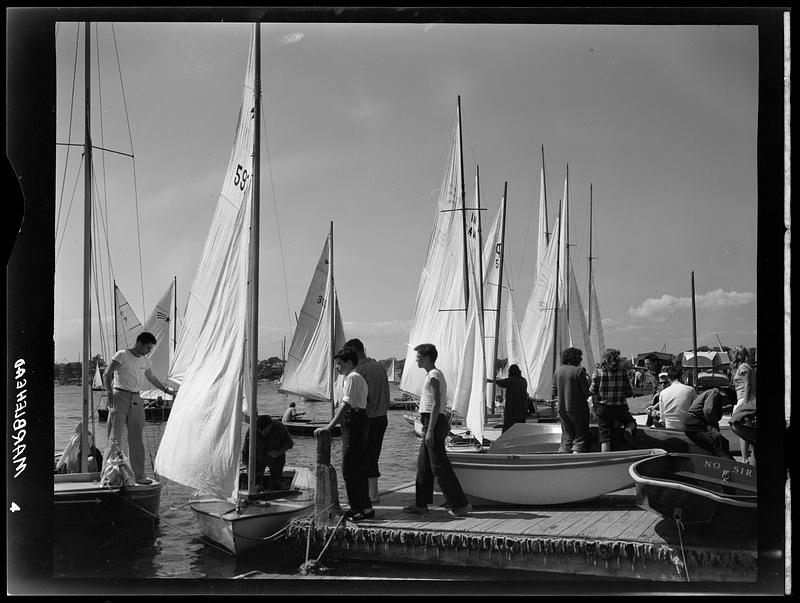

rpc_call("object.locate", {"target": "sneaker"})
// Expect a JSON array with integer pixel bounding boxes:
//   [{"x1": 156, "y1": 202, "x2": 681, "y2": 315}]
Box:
[
  {"x1": 135, "y1": 477, "x2": 154, "y2": 485},
  {"x1": 403, "y1": 504, "x2": 429, "y2": 515},
  {"x1": 449, "y1": 503, "x2": 472, "y2": 517},
  {"x1": 344, "y1": 508, "x2": 360, "y2": 518}
]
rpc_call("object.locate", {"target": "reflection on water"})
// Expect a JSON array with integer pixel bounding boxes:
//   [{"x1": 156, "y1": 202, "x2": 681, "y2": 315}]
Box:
[{"x1": 54, "y1": 381, "x2": 421, "y2": 579}]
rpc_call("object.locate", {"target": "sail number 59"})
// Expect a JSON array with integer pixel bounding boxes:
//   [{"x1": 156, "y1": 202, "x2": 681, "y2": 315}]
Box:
[{"x1": 233, "y1": 164, "x2": 249, "y2": 191}]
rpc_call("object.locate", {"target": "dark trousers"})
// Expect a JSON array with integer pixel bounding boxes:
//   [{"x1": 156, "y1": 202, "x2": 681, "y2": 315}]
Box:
[
  {"x1": 558, "y1": 409, "x2": 590, "y2": 453},
  {"x1": 241, "y1": 454, "x2": 286, "y2": 490},
  {"x1": 686, "y1": 426, "x2": 735, "y2": 460},
  {"x1": 341, "y1": 407, "x2": 371, "y2": 512},
  {"x1": 366, "y1": 414, "x2": 388, "y2": 478},
  {"x1": 415, "y1": 412, "x2": 469, "y2": 509},
  {"x1": 594, "y1": 403, "x2": 636, "y2": 444}
]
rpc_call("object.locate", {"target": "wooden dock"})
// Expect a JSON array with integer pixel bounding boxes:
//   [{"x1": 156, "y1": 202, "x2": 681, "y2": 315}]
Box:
[{"x1": 282, "y1": 431, "x2": 757, "y2": 583}]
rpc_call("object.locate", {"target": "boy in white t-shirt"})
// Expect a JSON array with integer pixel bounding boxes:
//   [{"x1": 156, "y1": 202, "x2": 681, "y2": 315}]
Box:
[{"x1": 403, "y1": 343, "x2": 471, "y2": 518}]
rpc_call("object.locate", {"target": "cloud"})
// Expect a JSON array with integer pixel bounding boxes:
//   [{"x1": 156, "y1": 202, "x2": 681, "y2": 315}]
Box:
[
  {"x1": 279, "y1": 32, "x2": 304, "y2": 46},
  {"x1": 628, "y1": 289, "x2": 754, "y2": 319}
]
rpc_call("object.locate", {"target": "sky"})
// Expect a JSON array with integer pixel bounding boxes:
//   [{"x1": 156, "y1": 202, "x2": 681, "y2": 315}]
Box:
[{"x1": 52, "y1": 17, "x2": 760, "y2": 364}]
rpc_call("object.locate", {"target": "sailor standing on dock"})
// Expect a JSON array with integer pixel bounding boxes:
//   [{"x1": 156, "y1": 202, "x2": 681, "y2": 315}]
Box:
[
  {"x1": 404, "y1": 343, "x2": 471, "y2": 518},
  {"x1": 345, "y1": 338, "x2": 390, "y2": 505}
]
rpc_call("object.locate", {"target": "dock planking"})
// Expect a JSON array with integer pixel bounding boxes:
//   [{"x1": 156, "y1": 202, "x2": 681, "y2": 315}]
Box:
[
  {"x1": 286, "y1": 430, "x2": 757, "y2": 583},
  {"x1": 285, "y1": 481, "x2": 756, "y2": 583}
]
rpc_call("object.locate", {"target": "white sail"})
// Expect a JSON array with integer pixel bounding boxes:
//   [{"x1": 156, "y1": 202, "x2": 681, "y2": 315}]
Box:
[
  {"x1": 536, "y1": 162, "x2": 549, "y2": 276},
  {"x1": 92, "y1": 364, "x2": 103, "y2": 389},
  {"x1": 567, "y1": 262, "x2": 595, "y2": 371},
  {"x1": 386, "y1": 358, "x2": 396, "y2": 383},
  {"x1": 482, "y1": 200, "x2": 531, "y2": 396},
  {"x1": 278, "y1": 234, "x2": 345, "y2": 401},
  {"x1": 114, "y1": 283, "x2": 143, "y2": 351},
  {"x1": 400, "y1": 105, "x2": 467, "y2": 404},
  {"x1": 154, "y1": 33, "x2": 256, "y2": 500},
  {"x1": 451, "y1": 187, "x2": 486, "y2": 441},
  {"x1": 139, "y1": 280, "x2": 176, "y2": 401},
  {"x1": 589, "y1": 270, "x2": 606, "y2": 362},
  {"x1": 521, "y1": 214, "x2": 565, "y2": 400}
]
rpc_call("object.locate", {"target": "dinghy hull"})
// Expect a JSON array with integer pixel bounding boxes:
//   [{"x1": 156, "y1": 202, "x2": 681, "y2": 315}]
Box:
[
  {"x1": 629, "y1": 453, "x2": 756, "y2": 532},
  {"x1": 191, "y1": 467, "x2": 314, "y2": 556},
  {"x1": 449, "y1": 448, "x2": 667, "y2": 505},
  {"x1": 54, "y1": 473, "x2": 162, "y2": 532}
]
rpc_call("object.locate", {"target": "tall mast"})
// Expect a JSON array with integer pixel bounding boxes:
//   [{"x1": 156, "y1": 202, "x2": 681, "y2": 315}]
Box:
[
  {"x1": 246, "y1": 23, "x2": 261, "y2": 499},
  {"x1": 564, "y1": 164, "x2": 570, "y2": 324},
  {"x1": 542, "y1": 145, "x2": 550, "y2": 245},
  {"x1": 329, "y1": 221, "x2": 335, "y2": 419},
  {"x1": 551, "y1": 200, "x2": 562, "y2": 392},
  {"x1": 691, "y1": 271, "x2": 699, "y2": 391},
  {"x1": 173, "y1": 275, "x2": 177, "y2": 351},
  {"x1": 489, "y1": 183, "x2": 508, "y2": 417},
  {"x1": 457, "y1": 96, "x2": 469, "y2": 316},
  {"x1": 475, "y1": 166, "x2": 487, "y2": 413},
  {"x1": 81, "y1": 21, "x2": 92, "y2": 472},
  {"x1": 587, "y1": 184, "x2": 593, "y2": 337}
]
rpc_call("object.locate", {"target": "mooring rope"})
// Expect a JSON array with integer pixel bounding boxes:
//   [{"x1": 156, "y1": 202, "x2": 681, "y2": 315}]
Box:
[{"x1": 673, "y1": 508, "x2": 691, "y2": 582}]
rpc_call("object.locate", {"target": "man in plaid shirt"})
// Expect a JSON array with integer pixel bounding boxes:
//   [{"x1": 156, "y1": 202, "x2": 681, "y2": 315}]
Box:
[{"x1": 590, "y1": 348, "x2": 638, "y2": 452}]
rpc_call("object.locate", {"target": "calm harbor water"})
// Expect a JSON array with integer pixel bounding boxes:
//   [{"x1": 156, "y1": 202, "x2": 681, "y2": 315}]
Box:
[{"x1": 53, "y1": 380, "x2": 422, "y2": 579}]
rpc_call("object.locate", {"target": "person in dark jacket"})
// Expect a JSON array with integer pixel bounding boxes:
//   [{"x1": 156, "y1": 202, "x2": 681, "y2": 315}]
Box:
[
  {"x1": 683, "y1": 388, "x2": 735, "y2": 460},
  {"x1": 488, "y1": 364, "x2": 529, "y2": 433},
  {"x1": 241, "y1": 414, "x2": 294, "y2": 491},
  {"x1": 552, "y1": 347, "x2": 591, "y2": 453}
]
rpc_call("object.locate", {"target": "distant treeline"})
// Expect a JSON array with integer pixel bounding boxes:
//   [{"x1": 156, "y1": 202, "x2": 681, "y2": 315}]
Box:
[{"x1": 54, "y1": 355, "x2": 406, "y2": 385}]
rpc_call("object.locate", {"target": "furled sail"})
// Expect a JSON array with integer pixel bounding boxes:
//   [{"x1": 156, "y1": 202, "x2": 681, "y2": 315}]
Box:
[
  {"x1": 154, "y1": 33, "x2": 256, "y2": 500},
  {"x1": 114, "y1": 283, "x2": 142, "y2": 351},
  {"x1": 278, "y1": 233, "x2": 345, "y2": 401},
  {"x1": 400, "y1": 106, "x2": 467, "y2": 405},
  {"x1": 138, "y1": 280, "x2": 176, "y2": 401}
]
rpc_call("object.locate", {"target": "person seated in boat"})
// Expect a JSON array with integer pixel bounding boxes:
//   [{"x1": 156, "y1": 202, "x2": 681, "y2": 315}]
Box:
[
  {"x1": 55, "y1": 421, "x2": 103, "y2": 474},
  {"x1": 282, "y1": 402, "x2": 305, "y2": 423},
  {"x1": 644, "y1": 370, "x2": 671, "y2": 427},
  {"x1": 552, "y1": 347, "x2": 591, "y2": 454},
  {"x1": 241, "y1": 414, "x2": 294, "y2": 491},
  {"x1": 589, "y1": 348, "x2": 638, "y2": 452},
  {"x1": 652, "y1": 364, "x2": 695, "y2": 430},
  {"x1": 644, "y1": 353, "x2": 662, "y2": 394},
  {"x1": 683, "y1": 387, "x2": 735, "y2": 460},
  {"x1": 487, "y1": 364, "x2": 529, "y2": 433}
]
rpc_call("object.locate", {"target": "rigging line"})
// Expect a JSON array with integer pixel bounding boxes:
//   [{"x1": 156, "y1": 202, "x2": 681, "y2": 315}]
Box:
[
  {"x1": 90, "y1": 212, "x2": 110, "y2": 364},
  {"x1": 55, "y1": 153, "x2": 85, "y2": 264},
  {"x1": 94, "y1": 22, "x2": 113, "y2": 298},
  {"x1": 111, "y1": 23, "x2": 146, "y2": 321},
  {"x1": 259, "y1": 100, "x2": 294, "y2": 346},
  {"x1": 90, "y1": 160, "x2": 117, "y2": 335},
  {"x1": 56, "y1": 25, "x2": 81, "y2": 240}
]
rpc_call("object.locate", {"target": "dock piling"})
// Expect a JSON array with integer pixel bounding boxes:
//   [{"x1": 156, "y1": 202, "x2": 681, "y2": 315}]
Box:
[{"x1": 313, "y1": 428, "x2": 344, "y2": 526}]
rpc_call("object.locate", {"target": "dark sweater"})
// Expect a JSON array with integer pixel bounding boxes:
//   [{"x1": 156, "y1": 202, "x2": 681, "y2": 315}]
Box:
[{"x1": 552, "y1": 365, "x2": 591, "y2": 413}]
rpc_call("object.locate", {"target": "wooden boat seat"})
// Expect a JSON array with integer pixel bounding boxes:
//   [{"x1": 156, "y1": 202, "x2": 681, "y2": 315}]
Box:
[{"x1": 671, "y1": 469, "x2": 757, "y2": 493}]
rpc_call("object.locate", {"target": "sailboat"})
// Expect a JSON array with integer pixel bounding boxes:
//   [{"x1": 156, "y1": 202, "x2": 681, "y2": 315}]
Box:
[
  {"x1": 399, "y1": 97, "x2": 470, "y2": 408},
  {"x1": 97, "y1": 279, "x2": 177, "y2": 422},
  {"x1": 521, "y1": 163, "x2": 594, "y2": 411},
  {"x1": 91, "y1": 364, "x2": 104, "y2": 391},
  {"x1": 386, "y1": 357, "x2": 398, "y2": 383},
  {"x1": 153, "y1": 25, "x2": 313, "y2": 556},
  {"x1": 54, "y1": 21, "x2": 161, "y2": 535},
  {"x1": 276, "y1": 224, "x2": 344, "y2": 436}
]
